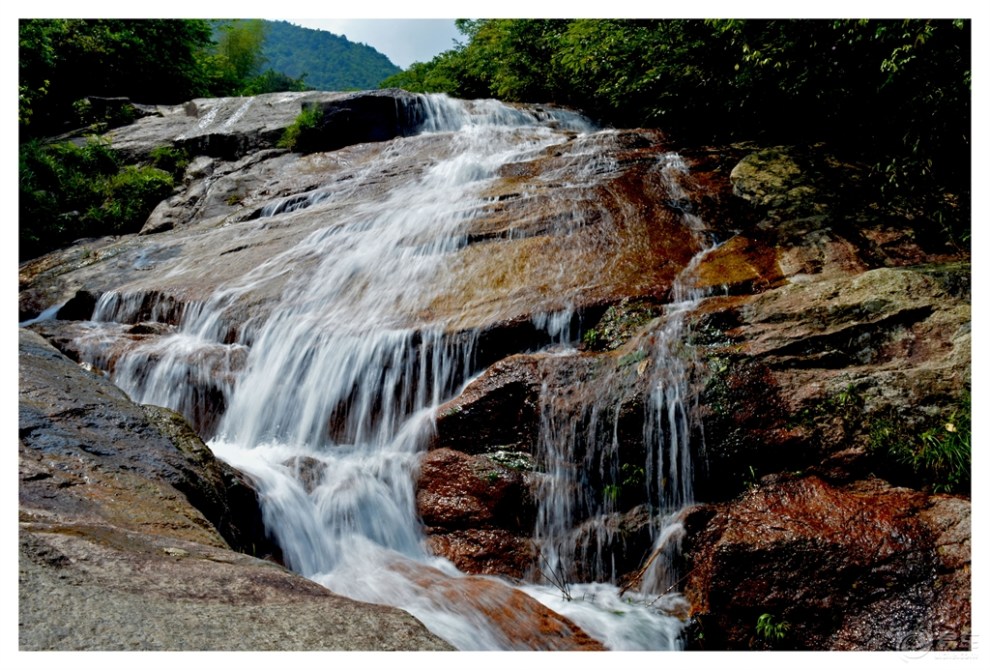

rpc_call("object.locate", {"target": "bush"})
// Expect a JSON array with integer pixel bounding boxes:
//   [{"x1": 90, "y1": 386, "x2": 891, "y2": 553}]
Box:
[
  {"x1": 89, "y1": 166, "x2": 174, "y2": 233},
  {"x1": 277, "y1": 105, "x2": 322, "y2": 151},
  {"x1": 149, "y1": 145, "x2": 190, "y2": 179},
  {"x1": 19, "y1": 138, "x2": 174, "y2": 260},
  {"x1": 756, "y1": 613, "x2": 790, "y2": 642}
]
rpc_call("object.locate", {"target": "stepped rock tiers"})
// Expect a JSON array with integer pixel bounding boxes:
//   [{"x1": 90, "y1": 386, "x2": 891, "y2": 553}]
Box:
[{"x1": 20, "y1": 90, "x2": 969, "y2": 651}]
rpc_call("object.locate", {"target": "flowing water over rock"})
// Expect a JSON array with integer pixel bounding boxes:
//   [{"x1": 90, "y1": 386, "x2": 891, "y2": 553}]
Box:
[{"x1": 25, "y1": 94, "x2": 720, "y2": 650}]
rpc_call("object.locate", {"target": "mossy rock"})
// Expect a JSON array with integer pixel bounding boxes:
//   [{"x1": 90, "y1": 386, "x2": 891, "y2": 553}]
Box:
[{"x1": 582, "y1": 298, "x2": 661, "y2": 352}]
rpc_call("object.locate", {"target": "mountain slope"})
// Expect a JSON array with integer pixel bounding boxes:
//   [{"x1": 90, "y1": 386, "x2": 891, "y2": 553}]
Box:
[{"x1": 261, "y1": 20, "x2": 400, "y2": 91}]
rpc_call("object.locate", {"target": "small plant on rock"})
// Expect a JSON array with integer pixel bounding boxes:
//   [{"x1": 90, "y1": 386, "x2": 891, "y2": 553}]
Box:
[
  {"x1": 869, "y1": 390, "x2": 971, "y2": 494},
  {"x1": 756, "y1": 613, "x2": 790, "y2": 642},
  {"x1": 278, "y1": 106, "x2": 322, "y2": 151}
]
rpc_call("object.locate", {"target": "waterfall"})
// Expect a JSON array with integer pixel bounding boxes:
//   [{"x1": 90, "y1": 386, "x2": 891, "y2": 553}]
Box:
[
  {"x1": 524, "y1": 155, "x2": 716, "y2": 628},
  {"x1": 83, "y1": 93, "x2": 711, "y2": 650}
]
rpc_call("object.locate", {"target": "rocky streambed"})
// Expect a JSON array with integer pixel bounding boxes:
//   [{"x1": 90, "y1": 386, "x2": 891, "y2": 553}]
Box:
[{"x1": 19, "y1": 90, "x2": 970, "y2": 651}]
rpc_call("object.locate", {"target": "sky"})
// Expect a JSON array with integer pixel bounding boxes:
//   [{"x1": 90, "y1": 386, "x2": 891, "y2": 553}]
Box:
[{"x1": 282, "y1": 19, "x2": 461, "y2": 70}]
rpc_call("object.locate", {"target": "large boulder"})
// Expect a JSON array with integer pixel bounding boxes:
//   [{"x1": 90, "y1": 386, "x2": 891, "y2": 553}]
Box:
[
  {"x1": 690, "y1": 262, "x2": 970, "y2": 502},
  {"x1": 667, "y1": 145, "x2": 972, "y2": 651},
  {"x1": 105, "y1": 90, "x2": 428, "y2": 164},
  {"x1": 680, "y1": 476, "x2": 970, "y2": 651}
]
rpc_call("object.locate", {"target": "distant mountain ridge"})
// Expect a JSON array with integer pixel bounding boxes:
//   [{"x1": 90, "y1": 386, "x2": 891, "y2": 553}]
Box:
[{"x1": 260, "y1": 20, "x2": 400, "y2": 91}]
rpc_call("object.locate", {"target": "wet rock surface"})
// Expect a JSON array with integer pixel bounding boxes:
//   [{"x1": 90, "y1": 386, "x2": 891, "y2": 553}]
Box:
[
  {"x1": 390, "y1": 561, "x2": 605, "y2": 650},
  {"x1": 680, "y1": 476, "x2": 970, "y2": 651},
  {"x1": 667, "y1": 144, "x2": 971, "y2": 650},
  {"x1": 113, "y1": 88, "x2": 427, "y2": 162},
  {"x1": 417, "y1": 448, "x2": 536, "y2": 577},
  {"x1": 423, "y1": 137, "x2": 970, "y2": 647},
  {"x1": 18, "y1": 329, "x2": 452, "y2": 651},
  {"x1": 19, "y1": 91, "x2": 970, "y2": 651}
]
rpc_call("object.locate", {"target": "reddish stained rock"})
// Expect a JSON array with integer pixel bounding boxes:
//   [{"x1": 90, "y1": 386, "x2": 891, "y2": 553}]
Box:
[
  {"x1": 694, "y1": 234, "x2": 785, "y2": 296},
  {"x1": 682, "y1": 475, "x2": 970, "y2": 651},
  {"x1": 915, "y1": 495, "x2": 972, "y2": 650},
  {"x1": 392, "y1": 560, "x2": 604, "y2": 650},
  {"x1": 417, "y1": 448, "x2": 532, "y2": 530},
  {"x1": 417, "y1": 448, "x2": 535, "y2": 578},
  {"x1": 426, "y1": 530, "x2": 535, "y2": 579}
]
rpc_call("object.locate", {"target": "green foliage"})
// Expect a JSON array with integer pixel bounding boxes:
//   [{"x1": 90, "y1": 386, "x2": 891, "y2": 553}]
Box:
[
  {"x1": 93, "y1": 166, "x2": 174, "y2": 232},
  {"x1": 149, "y1": 146, "x2": 190, "y2": 180},
  {"x1": 756, "y1": 613, "x2": 790, "y2": 642},
  {"x1": 617, "y1": 349, "x2": 648, "y2": 368},
  {"x1": 278, "y1": 106, "x2": 323, "y2": 151},
  {"x1": 261, "y1": 20, "x2": 399, "y2": 91},
  {"x1": 18, "y1": 19, "x2": 57, "y2": 128},
  {"x1": 19, "y1": 138, "x2": 174, "y2": 260},
  {"x1": 582, "y1": 301, "x2": 660, "y2": 352},
  {"x1": 603, "y1": 463, "x2": 646, "y2": 506},
  {"x1": 380, "y1": 55, "x2": 463, "y2": 93},
  {"x1": 869, "y1": 392, "x2": 971, "y2": 494},
  {"x1": 384, "y1": 18, "x2": 969, "y2": 223},
  {"x1": 581, "y1": 328, "x2": 601, "y2": 349},
  {"x1": 71, "y1": 97, "x2": 139, "y2": 133},
  {"x1": 218, "y1": 20, "x2": 267, "y2": 82},
  {"x1": 18, "y1": 18, "x2": 317, "y2": 135},
  {"x1": 18, "y1": 19, "x2": 215, "y2": 137},
  {"x1": 620, "y1": 463, "x2": 646, "y2": 488},
  {"x1": 743, "y1": 465, "x2": 760, "y2": 490},
  {"x1": 205, "y1": 19, "x2": 269, "y2": 95},
  {"x1": 241, "y1": 69, "x2": 309, "y2": 96}
]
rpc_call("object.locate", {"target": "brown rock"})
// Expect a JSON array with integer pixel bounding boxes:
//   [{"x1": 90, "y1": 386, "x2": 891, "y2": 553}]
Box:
[
  {"x1": 426, "y1": 529, "x2": 535, "y2": 578},
  {"x1": 682, "y1": 475, "x2": 969, "y2": 650},
  {"x1": 692, "y1": 263, "x2": 970, "y2": 499},
  {"x1": 417, "y1": 448, "x2": 535, "y2": 577},
  {"x1": 434, "y1": 355, "x2": 542, "y2": 454},
  {"x1": 391, "y1": 560, "x2": 604, "y2": 650}
]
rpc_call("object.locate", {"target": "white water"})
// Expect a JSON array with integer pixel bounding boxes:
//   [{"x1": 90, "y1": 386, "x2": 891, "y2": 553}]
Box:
[
  {"x1": 529, "y1": 151, "x2": 716, "y2": 597},
  {"x1": 86, "y1": 94, "x2": 711, "y2": 650}
]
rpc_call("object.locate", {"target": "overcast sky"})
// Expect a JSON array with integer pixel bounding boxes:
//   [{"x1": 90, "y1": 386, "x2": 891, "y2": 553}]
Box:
[{"x1": 277, "y1": 19, "x2": 462, "y2": 69}]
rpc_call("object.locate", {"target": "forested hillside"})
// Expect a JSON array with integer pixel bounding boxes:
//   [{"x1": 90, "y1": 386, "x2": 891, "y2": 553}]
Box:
[{"x1": 261, "y1": 20, "x2": 400, "y2": 91}]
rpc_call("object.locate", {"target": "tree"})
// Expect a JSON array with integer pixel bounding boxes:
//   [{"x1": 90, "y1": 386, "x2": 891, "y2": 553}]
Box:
[
  {"x1": 18, "y1": 19, "x2": 214, "y2": 137},
  {"x1": 208, "y1": 19, "x2": 268, "y2": 93}
]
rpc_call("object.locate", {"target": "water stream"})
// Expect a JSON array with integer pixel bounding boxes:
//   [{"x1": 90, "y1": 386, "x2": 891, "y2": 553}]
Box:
[{"x1": 86, "y1": 94, "x2": 713, "y2": 650}]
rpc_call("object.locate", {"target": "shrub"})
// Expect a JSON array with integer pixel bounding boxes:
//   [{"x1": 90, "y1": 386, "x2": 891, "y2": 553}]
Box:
[
  {"x1": 19, "y1": 137, "x2": 174, "y2": 259},
  {"x1": 149, "y1": 145, "x2": 190, "y2": 179},
  {"x1": 277, "y1": 106, "x2": 322, "y2": 151},
  {"x1": 868, "y1": 391, "x2": 971, "y2": 494},
  {"x1": 89, "y1": 165, "x2": 174, "y2": 233},
  {"x1": 756, "y1": 613, "x2": 790, "y2": 642}
]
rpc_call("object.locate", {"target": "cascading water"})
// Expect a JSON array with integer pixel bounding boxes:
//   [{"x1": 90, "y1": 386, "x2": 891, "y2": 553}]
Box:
[
  {"x1": 520, "y1": 172, "x2": 718, "y2": 645},
  {"x1": 82, "y1": 94, "x2": 714, "y2": 650}
]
